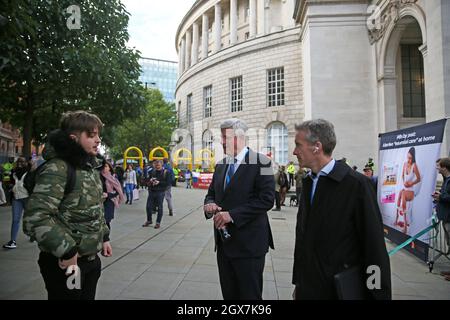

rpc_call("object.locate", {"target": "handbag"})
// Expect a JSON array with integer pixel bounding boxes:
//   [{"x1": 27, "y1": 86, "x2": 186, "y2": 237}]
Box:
[
  {"x1": 133, "y1": 188, "x2": 140, "y2": 201},
  {"x1": 334, "y1": 266, "x2": 370, "y2": 300}
]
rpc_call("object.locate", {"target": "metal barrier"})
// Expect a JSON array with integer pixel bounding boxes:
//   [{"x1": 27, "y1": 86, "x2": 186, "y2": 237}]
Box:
[
  {"x1": 428, "y1": 218, "x2": 450, "y2": 272},
  {"x1": 388, "y1": 211, "x2": 449, "y2": 272}
]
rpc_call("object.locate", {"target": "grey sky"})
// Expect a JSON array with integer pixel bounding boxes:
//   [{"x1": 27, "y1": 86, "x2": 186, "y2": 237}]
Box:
[{"x1": 121, "y1": 0, "x2": 196, "y2": 62}]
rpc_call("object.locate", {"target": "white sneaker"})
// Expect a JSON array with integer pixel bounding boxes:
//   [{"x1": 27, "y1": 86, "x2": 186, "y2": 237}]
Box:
[{"x1": 3, "y1": 241, "x2": 17, "y2": 249}]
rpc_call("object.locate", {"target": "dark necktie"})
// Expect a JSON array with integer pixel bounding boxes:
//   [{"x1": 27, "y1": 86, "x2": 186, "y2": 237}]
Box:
[{"x1": 225, "y1": 159, "x2": 236, "y2": 187}]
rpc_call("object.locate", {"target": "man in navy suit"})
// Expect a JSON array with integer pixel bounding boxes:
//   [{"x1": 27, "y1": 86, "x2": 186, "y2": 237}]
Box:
[{"x1": 204, "y1": 118, "x2": 275, "y2": 300}]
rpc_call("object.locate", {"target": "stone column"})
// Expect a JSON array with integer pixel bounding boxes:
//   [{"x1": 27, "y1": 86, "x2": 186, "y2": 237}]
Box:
[
  {"x1": 249, "y1": 0, "x2": 257, "y2": 38},
  {"x1": 202, "y1": 14, "x2": 209, "y2": 59},
  {"x1": 178, "y1": 42, "x2": 183, "y2": 76},
  {"x1": 214, "y1": 2, "x2": 222, "y2": 53},
  {"x1": 185, "y1": 29, "x2": 191, "y2": 69},
  {"x1": 230, "y1": 0, "x2": 237, "y2": 45},
  {"x1": 180, "y1": 38, "x2": 186, "y2": 75},
  {"x1": 192, "y1": 22, "x2": 199, "y2": 65},
  {"x1": 264, "y1": 0, "x2": 270, "y2": 35},
  {"x1": 382, "y1": 72, "x2": 399, "y2": 132}
]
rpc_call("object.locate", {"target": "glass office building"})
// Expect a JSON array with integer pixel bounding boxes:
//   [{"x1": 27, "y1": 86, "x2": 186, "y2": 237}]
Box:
[{"x1": 139, "y1": 57, "x2": 178, "y2": 103}]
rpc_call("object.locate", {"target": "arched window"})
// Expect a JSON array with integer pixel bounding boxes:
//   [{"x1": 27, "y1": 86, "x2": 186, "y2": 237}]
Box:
[
  {"x1": 267, "y1": 122, "x2": 288, "y2": 165},
  {"x1": 202, "y1": 130, "x2": 214, "y2": 151}
]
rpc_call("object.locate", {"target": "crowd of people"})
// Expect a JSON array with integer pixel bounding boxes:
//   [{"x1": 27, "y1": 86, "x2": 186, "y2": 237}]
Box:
[{"x1": 2, "y1": 111, "x2": 450, "y2": 300}]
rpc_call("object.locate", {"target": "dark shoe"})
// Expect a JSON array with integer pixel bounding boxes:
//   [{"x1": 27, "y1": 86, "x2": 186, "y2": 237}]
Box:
[
  {"x1": 3, "y1": 240, "x2": 17, "y2": 249},
  {"x1": 142, "y1": 221, "x2": 152, "y2": 227},
  {"x1": 281, "y1": 203, "x2": 286, "y2": 206},
  {"x1": 272, "y1": 208, "x2": 281, "y2": 211},
  {"x1": 154, "y1": 223, "x2": 160, "y2": 229},
  {"x1": 169, "y1": 210, "x2": 173, "y2": 216},
  {"x1": 125, "y1": 200, "x2": 129, "y2": 204}
]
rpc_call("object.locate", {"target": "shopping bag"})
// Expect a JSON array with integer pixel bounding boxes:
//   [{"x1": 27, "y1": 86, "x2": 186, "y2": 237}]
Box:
[{"x1": 133, "y1": 188, "x2": 140, "y2": 201}]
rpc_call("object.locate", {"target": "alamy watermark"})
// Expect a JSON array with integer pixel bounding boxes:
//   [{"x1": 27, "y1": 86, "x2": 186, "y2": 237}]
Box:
[
  {"x1": 66, "y1": 5, "x2": 81, "y2": 30},
  {"x1": 367, "y1": 265, "x2": 381, "y2": 290},
  {"x1": 66, "y1": 265, "x2": 81, "y2": 290}
]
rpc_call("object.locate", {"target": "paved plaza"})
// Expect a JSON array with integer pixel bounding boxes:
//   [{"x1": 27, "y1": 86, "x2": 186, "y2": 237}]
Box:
[{"x1": 0, "y1": 186, "x2": 449, "y2": 300}]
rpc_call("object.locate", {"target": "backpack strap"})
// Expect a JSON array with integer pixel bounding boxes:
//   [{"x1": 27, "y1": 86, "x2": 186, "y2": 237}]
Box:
[
  {"x1": 64, "y1": 162, "x2": 76, "y2": 195},
  {"x1": 43, "y1": 158, "x2": 76, "y2": 196}
]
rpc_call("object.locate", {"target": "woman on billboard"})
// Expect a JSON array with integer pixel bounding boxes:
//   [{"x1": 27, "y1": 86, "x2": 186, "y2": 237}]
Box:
[{"x1": 394, "y1": 147, "x2": 421, "y2": 233}]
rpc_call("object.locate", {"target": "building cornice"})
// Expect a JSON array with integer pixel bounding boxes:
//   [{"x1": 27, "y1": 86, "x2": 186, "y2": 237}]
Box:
[
  {"x1": 175, "y1": 26, "x2": 301, "y2": 95},
  {"x1": 294, "y1": 0, "x2": 369, "y2": 25}
]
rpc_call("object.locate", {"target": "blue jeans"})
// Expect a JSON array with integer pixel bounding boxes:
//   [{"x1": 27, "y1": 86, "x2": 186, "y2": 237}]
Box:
[
  {"x1": 146, "y1": 191, "x2": 165, "y2": 224},
  {"x1": 11, "y1": 198, "x2": 27, "y2": 242},
  {"x1": 125, "y1": 184, "x2": 134, "y2": 203}
]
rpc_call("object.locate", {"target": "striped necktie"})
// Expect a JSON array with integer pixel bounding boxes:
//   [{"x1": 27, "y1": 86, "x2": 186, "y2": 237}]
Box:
[{"x1": 225, "y1": 159, "x2": 236, "y2": 187}]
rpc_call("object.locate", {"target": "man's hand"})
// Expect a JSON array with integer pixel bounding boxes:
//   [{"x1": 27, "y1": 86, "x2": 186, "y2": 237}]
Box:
[
  {"x1": 432, "y1": 191, "x2": 440, "y2": 201},
  {"x1": 214, "y1": 211, "x2": 232, "y2": 229},
  {"x1": 102, "y1": 192, "x2": 108, "y2": 199},
  {"x1": 102, "y1": 241, "x2": 113, "y2": 257},
  {"x1": 59, "y1": 253, "x2": 78, "y2": 273},
  {"x1": 204, "y1": 203, "x2": 221, "y2": 215}
]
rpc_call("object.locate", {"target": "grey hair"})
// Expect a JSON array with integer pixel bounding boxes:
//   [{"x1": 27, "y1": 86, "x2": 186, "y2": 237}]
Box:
[
  {"x1": 295, "y1": 119, "x2": 337, "y2": 156},
  {"x1": 220, "y1": 118, "x2": 248, "y2": 137}
]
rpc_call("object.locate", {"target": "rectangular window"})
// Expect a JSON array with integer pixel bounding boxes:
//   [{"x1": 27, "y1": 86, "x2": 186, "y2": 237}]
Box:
[
  {"x1": 401, "y1": 44, "x2": 425, "y2": 118},
  {"x1": 203, "y1": 85, "x2": 212, "y2": 118},
  {"x1": 267, "y1": 67, "x2": 285, "y2": 107},
  {"x1": 230, "y1": 76, "x2": 243, "y2": 112},
  {"x1": 186, "y1": 94, "x2": 192, "y2": 123}
]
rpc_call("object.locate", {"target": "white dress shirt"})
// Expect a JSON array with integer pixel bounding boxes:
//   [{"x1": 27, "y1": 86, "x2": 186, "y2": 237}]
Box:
[{"x1": 308, "y1": 158, "x2": 336, "y2": 204}]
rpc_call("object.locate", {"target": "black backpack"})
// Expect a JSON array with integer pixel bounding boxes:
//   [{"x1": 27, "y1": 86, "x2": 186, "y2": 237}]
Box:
[{"x1": 24, "y1": 159, "x2": 76, "y2": 196}]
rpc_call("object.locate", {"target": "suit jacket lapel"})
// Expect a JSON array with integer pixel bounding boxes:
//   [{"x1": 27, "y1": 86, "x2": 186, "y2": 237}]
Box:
[
  {"x1": 215, "y1": 163, "x2": 227, "y2": 202},
  {"x1": 301, "y1": 176, "x2": 313, "y2": 231}
]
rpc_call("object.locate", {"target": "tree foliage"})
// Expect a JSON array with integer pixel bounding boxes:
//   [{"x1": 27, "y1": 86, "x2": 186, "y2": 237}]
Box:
[
  {"x1": 109, "y1": 89, "x2": 177, "y2": 160},
  {"x1": 0, "y1": 0, "x2": 147, "y2": 157}
]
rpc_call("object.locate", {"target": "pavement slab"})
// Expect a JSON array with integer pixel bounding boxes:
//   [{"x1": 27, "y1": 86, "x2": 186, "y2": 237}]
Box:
[{"x1": 0, "y1": 186, "x2": 449, "y2": 300}]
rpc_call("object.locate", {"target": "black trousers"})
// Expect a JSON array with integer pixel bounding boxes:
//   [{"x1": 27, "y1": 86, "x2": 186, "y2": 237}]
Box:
[
  {"x1": 275, "y1": 191, "x2": 281, "y2": 209},
  {"x1": 38, "y1": 251, "x2": 101, "y2": 300},
  {"x1": 146, "y1": 191, "x2": 165, "y2": 223},
  {"x1": 217, "y1": 246, "x2": 265, "y2": 300},
  {"x1": 289, "y1": 173, "x2": 294, "y2": 187}
]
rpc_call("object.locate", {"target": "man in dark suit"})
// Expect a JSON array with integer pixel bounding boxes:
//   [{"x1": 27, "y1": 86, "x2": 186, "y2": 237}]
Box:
[
  {"x1": 204, "y1": 118, "x2": 275, "y2": 300},
  {"x1": 292, "y1": 119, "x2": 391, "y2": 300}
]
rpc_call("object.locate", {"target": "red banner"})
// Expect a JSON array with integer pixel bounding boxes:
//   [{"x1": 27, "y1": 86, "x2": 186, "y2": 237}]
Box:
[{"x1": 194, "y1": 173, "x2": 213, "y2": 189}]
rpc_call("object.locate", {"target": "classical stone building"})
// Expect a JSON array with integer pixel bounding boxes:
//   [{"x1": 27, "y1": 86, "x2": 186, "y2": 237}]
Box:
[
  {"x1": 175, "y1": 0, "x2": 450, "y2": 167},
  {"x1": 0, "y1": 121, "x2": 22, "y2": 163}
]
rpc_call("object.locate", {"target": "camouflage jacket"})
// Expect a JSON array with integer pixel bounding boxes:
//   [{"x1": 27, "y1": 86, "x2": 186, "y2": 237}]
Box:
[{"x1": 23, "y1": 129, "x2": 109, "y2": 260}]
